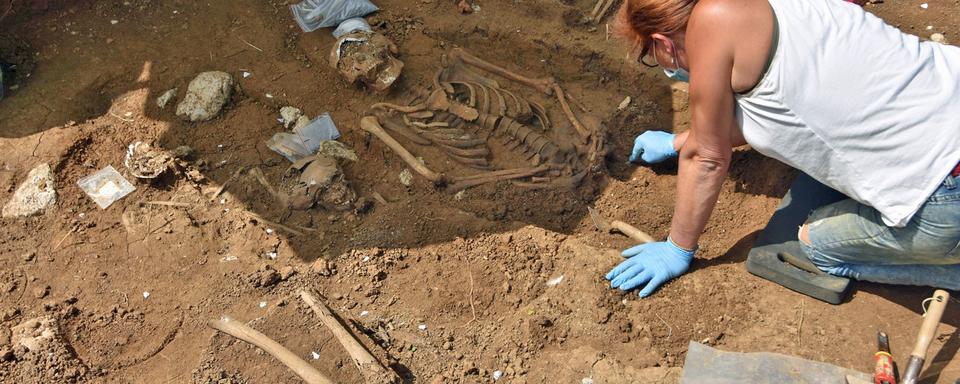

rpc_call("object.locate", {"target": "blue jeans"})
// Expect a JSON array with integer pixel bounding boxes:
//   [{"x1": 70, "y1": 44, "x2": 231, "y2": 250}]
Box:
[{"x1": 800, "y1": 175, "x2": 960, "y2": 290}]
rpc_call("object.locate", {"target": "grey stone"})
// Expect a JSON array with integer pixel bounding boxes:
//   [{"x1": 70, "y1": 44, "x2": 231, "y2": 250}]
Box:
[
  {"x1": 176, "y1": 71, "x2": 233, "y2": 122},
  {"x1": 2, "y1": 164, "x2": 56, "y2": 218}
]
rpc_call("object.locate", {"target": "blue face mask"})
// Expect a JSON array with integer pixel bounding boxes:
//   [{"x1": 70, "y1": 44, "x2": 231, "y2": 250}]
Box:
[
  {"x1": 663, "y1": 66, "x2": 689, "y2": 83},
  {"x1": 657, "y1": 39, "x2": 690, "y2": 83}
]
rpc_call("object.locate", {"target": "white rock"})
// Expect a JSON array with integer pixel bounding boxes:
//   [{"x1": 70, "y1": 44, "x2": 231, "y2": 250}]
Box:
[
  {"x1": 546, "y1": 275, "x2": 564, "y2": 287},
  {"x1": 399, "y1": 168, "x2": 413, "y2": 186},
  {"x1": 156, "y1": 88, "x2": 177, "y2": 109},
  {"x1": 2, "y1": 164, "x2": 56, "y2": 218},
  {"x1": 582, "y1": 378, "x2": 594, "y2": 384},
  {"x1": 493, "y1": 370, "x2": 503, "y2": 380},
  {"x1": 11, "y1": 317, "x2": 58, "y2": 352},
  {"x1": 618, "y1": 96, "x2": 632, "y2": 111},
  {"x1": 280, "y1": 106, "x2": 303, "y2": 128},
  {"x1": 920, "y1": 2, "x2": 928, "y2": 8},
  {"x1": 175, "y1": 71, "x2": 233, "y2": 122},
  {"x1": 931, "y1": 33, "x2": 948, "y2": 44}
]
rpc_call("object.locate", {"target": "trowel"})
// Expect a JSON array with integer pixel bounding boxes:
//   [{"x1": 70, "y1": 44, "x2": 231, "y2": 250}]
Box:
[
  {"x1": 681, "y1": 290, "x2": 950, "y2": 384},
  {"x1": 845, "y1": 290, "x2": 951, "y2": 384}
]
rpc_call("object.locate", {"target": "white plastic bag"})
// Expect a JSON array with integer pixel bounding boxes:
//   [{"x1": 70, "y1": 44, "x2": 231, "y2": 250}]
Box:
[{"x1": 290, "y1": 0, "x2": 379, "y2": 33}]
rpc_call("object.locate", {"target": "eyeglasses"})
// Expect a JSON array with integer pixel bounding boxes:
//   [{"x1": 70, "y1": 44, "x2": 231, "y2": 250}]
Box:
[{"x1": 638, "y1": 43, "x2": 659, "y2": 68}]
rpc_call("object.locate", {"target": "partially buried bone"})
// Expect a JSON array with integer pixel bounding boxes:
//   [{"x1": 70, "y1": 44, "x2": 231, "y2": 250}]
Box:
[
  {"x1": 279, "y1": 155, "x2": 356, "y2": 211},
  {"x1": 330, "y1": 31, "x2": 404, "y2": 92},
  {"x1": 446, "y1": 48, "x2": 590, "y2": 139},
  {"x1": 360, "y1": 117, "x2": 445, "y2": 183}
]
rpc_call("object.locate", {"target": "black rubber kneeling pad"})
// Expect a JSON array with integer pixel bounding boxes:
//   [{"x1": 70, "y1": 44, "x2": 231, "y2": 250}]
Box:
[{"x1": 746, "y1": 173, "x2": 853, "y2": 304}]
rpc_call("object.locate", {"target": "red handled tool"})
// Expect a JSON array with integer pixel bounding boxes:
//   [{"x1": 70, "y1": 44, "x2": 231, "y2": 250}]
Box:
[{"x1": 873, "y1": 332, "x2": 896, "y2": 384}]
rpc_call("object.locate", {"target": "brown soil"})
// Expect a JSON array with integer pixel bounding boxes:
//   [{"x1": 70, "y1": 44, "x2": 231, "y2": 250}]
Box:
[{"x1": 0, "y1": 0, "x2": 958, "y2": 383}]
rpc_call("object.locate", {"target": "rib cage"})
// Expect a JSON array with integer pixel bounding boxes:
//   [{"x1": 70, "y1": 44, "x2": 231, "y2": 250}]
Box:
[{"x1": 371, "y1": 57, "x2": 590, "y2": 184}]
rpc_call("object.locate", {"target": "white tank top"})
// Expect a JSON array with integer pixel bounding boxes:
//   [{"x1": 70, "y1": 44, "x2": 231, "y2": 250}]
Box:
[{"x1": 737, "y1": 0, "x2": 960, "y2": 227}]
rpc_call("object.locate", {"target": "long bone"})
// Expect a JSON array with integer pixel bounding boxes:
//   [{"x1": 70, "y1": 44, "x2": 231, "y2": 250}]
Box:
[
  {"x1": 439, "y1": 58, "x2": 501, "y2": 89},
  {"x1": 380, "y1": 115, "x2": 431, "y2": 145},
  {"x1": 360, "y1": 117, "x2": 445, "y2": 183},
  {"x1": 593, "y1": 0, "x2": 616, "y2": 23},
  {"x1": 449, "y1": 48, "x2": 556, "y2": 95},
  {"x1": 373, "y1": 89, "x2": 479, "y2": 121},
  {"x1": 446, "y1": 164, "x2": 553, "y2": 193},
  {"x1": 448, "y1": 48, "x2": 591, "y2": 139}
]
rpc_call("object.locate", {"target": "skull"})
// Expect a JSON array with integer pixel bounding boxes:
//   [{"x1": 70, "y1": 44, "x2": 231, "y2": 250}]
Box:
[{"x1": 329, "y1": 31, "x2": 404, "y2": 92}]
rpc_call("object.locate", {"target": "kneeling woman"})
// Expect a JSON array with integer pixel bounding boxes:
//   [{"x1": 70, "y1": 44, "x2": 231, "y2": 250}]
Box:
[{"x1": 607, "y1": 0, "x2": 960, "y2": 297}]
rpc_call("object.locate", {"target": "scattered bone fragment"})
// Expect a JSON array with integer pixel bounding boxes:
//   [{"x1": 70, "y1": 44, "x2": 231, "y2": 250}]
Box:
[
  {"x1": 280, "y1": 155, "x2": 356, "y2": 211},
  {"x1": 280, "y1": 106, "x2": 303, "y2": 128},
  {"x1": 156, "y1": 88, "x2": 177, "y2": 109}
]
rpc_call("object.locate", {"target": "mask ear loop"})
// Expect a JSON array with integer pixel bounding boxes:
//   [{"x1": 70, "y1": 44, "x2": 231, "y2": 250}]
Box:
[{"x1": 668, "y1": 38, "x2": 682, "y2": 71}]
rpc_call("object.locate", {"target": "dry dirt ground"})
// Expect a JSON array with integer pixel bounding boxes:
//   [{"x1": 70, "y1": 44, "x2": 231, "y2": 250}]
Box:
[{"x1": 0, "y1": 0, "x2": 958, "y2": 383}]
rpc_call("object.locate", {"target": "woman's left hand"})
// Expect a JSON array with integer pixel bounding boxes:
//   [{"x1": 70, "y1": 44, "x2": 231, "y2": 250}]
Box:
[{"x1": 606, "y1": 239, "x2": 695, "y2": 297}]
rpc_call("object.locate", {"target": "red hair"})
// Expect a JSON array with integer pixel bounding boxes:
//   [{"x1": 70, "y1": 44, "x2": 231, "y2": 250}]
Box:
[{"x1": 615, "y1": 0, "x2": 698, "y2": 62}]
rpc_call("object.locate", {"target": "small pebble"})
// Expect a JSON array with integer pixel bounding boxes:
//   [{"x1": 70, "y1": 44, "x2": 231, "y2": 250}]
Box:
[
  {"x1": 266, "y1": 93, "x2": 274, "y2": 99},
  {"x1": 266, "y1": 228, "x2": 274, "y2": 234},
  {"x1": 110, "y1": 20, "x2": 119, "y2": 25},
  {"x1": 582, "y1": 379, "x2": 594, "y2": 384},
  {"x1": 311, "y1": 351, "x2": 320, "y2": 360},
  {"x1": 242, "y1": 71, "x2": 251, "y2": 78},
  {"x1": 931, "y1": 33, "x2": 947, "y2": 44},
  {"x1": 360, "y1": 311, "x2": 369, "y2": 316},
  {"x1": 259, "y1": 301, "x2": 267, "y2": 308},
  {"x1": 493, "y1": 370, "x2": 503, "y2": 380},
  {"x1": 418, "y1": 324, "x2": 427, "y2": 331},
  {"x1": 143, "y1": 291, "x2": 150, "y2": 299},
  {"x1": 920, "y1": 3, "x2": 928, "y2": 8}
]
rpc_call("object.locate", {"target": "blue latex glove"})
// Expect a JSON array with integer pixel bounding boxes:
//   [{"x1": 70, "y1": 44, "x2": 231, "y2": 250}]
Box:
[
  {"x1": 605, "y1": 238, "x2": 695, "y2": 297},
  {"x1": 629, "y1": 131, "x2": 678, "y2": 164}
]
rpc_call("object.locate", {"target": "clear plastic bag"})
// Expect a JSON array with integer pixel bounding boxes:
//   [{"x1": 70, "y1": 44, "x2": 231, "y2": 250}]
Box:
[
  {"x1": 77, "y1": 166, "x2": 136, "y2": 209},
  {"x1": 266, "y1": 113, "x2": 341, "y2": 162},
  {"x1": 333, "y1": 18, "x2": 372, "y2": 38},
  {"x1": 290, "y1": 0, "x2": 379, "y2": 33}
]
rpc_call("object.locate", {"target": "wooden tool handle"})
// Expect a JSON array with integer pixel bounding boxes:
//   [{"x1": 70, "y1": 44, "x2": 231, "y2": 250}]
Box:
[
  {"x1": 911, "y1": 289, "x2": 950, "y2": 358},
  {"x1": 208, "y1": 316, "x2": 334, "y2": 384},
  {"x1": 610, "y1": 220, "x2": 656, "y2": 244}
]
